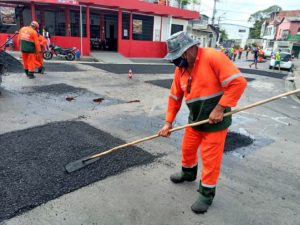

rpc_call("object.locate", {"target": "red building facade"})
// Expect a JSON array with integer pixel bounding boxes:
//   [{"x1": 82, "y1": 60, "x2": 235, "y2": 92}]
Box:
[{"x1": 0, "y1": 0, "x2": 199, "y2": 57}]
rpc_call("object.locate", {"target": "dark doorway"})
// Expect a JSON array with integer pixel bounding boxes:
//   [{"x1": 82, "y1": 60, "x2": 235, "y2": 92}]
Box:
[{"x1": 90, "y1": 10, "x2": 118, "y2": 51}]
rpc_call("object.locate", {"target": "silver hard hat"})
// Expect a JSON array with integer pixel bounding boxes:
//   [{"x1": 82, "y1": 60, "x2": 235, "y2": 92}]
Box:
[{"x1": 164, "y1": 31, "x2": 200, "y2": 61}]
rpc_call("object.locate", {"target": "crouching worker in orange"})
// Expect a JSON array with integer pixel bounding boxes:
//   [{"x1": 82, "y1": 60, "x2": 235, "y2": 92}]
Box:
[
  {"x1": 158, "y1": 32, "x2": 247, "y2": 214},
  {"x1": 35, "y1": 33, "x2": 47, "y2": 74},
  {"x1": 18, "y1": 21, "x2": 41, "y2": 79}
]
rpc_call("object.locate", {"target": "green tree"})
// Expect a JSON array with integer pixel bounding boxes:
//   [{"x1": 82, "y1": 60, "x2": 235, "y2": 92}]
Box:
[
  {"x1": 249, "y1": 19, "x2": 264, "y2": 39},
  {"x1": 219, "y1": 29, "x2": 228, "y2": 43}
]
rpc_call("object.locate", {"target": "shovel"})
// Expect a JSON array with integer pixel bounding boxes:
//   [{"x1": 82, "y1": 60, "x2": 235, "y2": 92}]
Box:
[{"x1": 65, "y1": 89, "x2": 300, "y2": 173}]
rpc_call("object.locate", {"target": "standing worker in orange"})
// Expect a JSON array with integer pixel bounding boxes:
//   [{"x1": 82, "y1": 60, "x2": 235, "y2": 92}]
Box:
[
  {"x1": 35, "y1": 33, "x2": 47, "y2": 74},
  {"x1": 18, "y1": 21, "x2": 41, "y2": 79},
  {"x1": 158, "y1": 32, "x2": 247, "y2": 214}
]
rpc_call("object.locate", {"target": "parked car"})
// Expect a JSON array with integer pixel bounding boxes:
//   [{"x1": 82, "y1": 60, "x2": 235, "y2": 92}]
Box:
[
  {"x1": 263, "y1": 48, "x2": 273, "y2": 58},
  {"x1": 269, "y1": 52, "x2": 294, "y2": 71}
]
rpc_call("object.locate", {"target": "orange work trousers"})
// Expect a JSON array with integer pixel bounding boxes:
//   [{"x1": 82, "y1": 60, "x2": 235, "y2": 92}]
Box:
[
  {"x1": 181, "y1": 127, "x2": 228, "y2": 187},
  {"x1": 35, "y1": 52, "x2": 44, "y2": 69},
  {"x1": 22, "y1": 52, "x2": 36, "y2": 72}
]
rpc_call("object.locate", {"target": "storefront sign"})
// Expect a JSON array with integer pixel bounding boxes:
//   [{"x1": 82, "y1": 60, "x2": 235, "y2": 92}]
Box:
[
  {"x1": 133, "y1": 19, "x2": 143, "y2": 34},
  {"x1": 0, "y1": 7, "x2": 16, "y2": 25}
]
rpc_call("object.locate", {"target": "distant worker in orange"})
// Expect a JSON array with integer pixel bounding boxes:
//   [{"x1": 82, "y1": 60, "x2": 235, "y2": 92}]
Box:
[
  {"x1": 18, "y1": 21, "x2": 41, "y2": 79},
  {"x1": 158, "y1": 32, "x2": 247, "y2": 214},
  {"x1": 35, "y1": 33, "x2": 47, "y2": 74}
]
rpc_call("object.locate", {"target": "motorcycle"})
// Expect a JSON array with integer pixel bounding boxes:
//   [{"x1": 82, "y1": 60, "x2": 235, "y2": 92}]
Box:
[{"x1": 43, "y1": 44, "x2": 77, "y2": 61}]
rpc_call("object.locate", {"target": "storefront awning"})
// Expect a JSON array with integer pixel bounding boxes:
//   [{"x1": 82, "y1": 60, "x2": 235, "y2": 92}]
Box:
[
  {"x1": 0, "y1": 0, "x2": 79, "y2": 6},
  {"x1": 79, "y1": 0, "x2": 199, "y2": 20}
]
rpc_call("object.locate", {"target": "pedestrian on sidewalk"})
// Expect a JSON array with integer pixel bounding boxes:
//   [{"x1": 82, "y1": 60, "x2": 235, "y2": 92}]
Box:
[
  {"x1": 249, "y1": 46, "x2": 258, "y2": 69},
  {"x1": 246, "y1": 47, "x2": 250, "y2": 60},
  {"x1": 274, "y1": 49, "x2": 281, "y2": 71},
  {"x1": 238, "y1": 47, "x2": 243, "y2": 59},
  {"x1": 229, "y1": 47, "x2": 234, "y2": 60},
  {"x1": 159, "y1": 31, "x2": 247, "y2": 214},
  {"x1": 233, "y1": 48, "x2": 238, "y2": 61}
]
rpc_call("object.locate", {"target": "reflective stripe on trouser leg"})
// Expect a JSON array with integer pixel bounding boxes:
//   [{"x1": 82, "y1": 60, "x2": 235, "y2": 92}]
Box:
[
  {"x1": 200, "y1": 129, "x2": 228, "y2": 187},
  {"x1": 27, "y1": 53, "x2": 37, "y2": 72},
  {"x1": 181, "y1": 127, "x2": 202, "y2": 168}
]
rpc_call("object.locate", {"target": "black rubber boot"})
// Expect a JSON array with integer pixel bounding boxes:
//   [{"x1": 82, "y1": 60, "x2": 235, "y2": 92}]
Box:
[
  {"x1": 38, "y1": 66, "x2": 45, "y2": 74},
  {"x1": 27, "y1": 72, "x2": 35, "y2": 79},
  {"x1": 170, "y1": 165, "x2": 197, "y2": 183},
  {"x1": 191, "y1": 182, "x2": 216, "y2": 214},
  {"x1": 24, "y1": 69, "x2": 28, "y2": 75}
]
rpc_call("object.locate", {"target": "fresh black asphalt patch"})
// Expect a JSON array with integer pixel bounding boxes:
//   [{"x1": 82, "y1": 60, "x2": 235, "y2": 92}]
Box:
[
  {"x1": 224, "y1": 132, "x2": 253, "y2": 153},
  {"x1": 239, "y1": 68, "x2": 285, "y2": 79},
  {"x1": 44, "y1": 63, "x2": 83, "y2": 72},
  {"x1": 0, "y1": 121, "x2": 156, "y2": 222},
  {"x1": 145, "y1": 77, "x2": 255, "y2": 89},
  {"x1": 86, "y1": 63, "x2": 284, "y2": 79},
  {"x1": 86, "y1": 63, "x2": 175, "y2": 74},
  {"x1": 25, "y1": 83, "x2": 91, "y2": 95}
]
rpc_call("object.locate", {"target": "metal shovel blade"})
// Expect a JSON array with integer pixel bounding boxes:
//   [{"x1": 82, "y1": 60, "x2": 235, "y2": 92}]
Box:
[{"x1": 65, "y1": 156, "x2": 99, "y2": 173}]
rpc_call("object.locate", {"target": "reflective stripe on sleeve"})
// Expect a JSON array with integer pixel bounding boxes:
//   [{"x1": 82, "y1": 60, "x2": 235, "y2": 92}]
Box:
[
  {"x1": 169, "y1": 94, "x2": 182, "y2": 101},
  {"x1": 221, "y1": 72, "x2": 242, "y2": 87}
]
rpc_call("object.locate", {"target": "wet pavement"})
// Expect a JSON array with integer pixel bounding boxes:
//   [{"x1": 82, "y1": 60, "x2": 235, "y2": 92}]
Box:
[{"x1": 0, "y1": 60, "x2": 299, "y2": 225}]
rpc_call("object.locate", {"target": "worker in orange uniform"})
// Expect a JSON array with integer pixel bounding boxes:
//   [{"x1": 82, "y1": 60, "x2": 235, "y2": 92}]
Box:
[
  {"x1": 158, "y1": 32, "x2": 247, "y2": 214},
  {"x1": 35, "y1": 33, "x2": 47, "y2": 74},
  {"x1": 18, "y1": 21, "x2": 41, "y2": 79}
]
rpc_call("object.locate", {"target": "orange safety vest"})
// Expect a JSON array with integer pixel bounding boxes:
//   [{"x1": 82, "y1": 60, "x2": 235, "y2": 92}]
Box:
[
  {"x1": 166, "y1": 48, "x2": 247, "y2": 132},
  {"x1": 18, "y1": 26, "x2": 41, "y2": 53}
]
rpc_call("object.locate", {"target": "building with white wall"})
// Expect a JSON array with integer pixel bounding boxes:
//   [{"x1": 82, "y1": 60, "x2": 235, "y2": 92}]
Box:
[{"x1": 219, "y1": 23, "x2": 250, "y2": 48}]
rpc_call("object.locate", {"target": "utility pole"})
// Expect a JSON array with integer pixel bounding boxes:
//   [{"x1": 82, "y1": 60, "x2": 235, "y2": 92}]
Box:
[{"x1": 211, "y1": 0, "x2": 218, "y2": 25}]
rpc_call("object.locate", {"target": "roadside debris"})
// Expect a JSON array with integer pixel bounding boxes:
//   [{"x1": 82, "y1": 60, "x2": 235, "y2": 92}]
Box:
[
  {"x1": 93, "y1": 97, "x2": 104, "y2": 103},
  {"x1": 66, "y1": 96, "x2": 76, "y2": 101},
  {"x1": 127, "y1": 100, "x2": 140, "y2": 103}
]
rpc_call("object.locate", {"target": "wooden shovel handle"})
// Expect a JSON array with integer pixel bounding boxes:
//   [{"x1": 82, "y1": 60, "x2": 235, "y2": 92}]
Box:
[{"x1": 84, "y1": 89, "x2": 300, "y2": 162}]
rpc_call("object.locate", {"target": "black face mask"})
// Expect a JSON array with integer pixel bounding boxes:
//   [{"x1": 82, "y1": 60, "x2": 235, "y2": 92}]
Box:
[{"x1": 172, "y1": 57, "x2": 188, "y2": 68}]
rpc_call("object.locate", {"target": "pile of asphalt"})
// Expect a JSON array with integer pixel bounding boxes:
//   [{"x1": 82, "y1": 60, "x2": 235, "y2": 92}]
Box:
[
  {"x1": 0, "y1": 51, "x2": 23, "y2": 73},
  {"x1": 0, "y1": 121, "x2": 156, "y2": 222},
  {"x1": 224, "y1": 132, "x2": 253, "y2": 153},
  {"x1": 145, "y1": 77, "x2": 255, "y2": 89}
]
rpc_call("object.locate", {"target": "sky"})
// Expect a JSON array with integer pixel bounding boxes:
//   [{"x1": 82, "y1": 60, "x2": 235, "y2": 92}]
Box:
[{"x1": 189, "y1": 0, "x2": 300, "y2": 27}]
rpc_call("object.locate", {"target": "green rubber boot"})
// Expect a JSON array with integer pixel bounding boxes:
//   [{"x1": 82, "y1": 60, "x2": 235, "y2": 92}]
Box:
[
  {"x1": 24, "y1": 69, "x2": 28, "y2": 75},
  {"x1": 191, "y1": 182, "x2": 216, "y2": 214},
  {"x1": 27, "y1": 71, "x2": 35, "y2": 79},
  {"x1": 170, "y1": 165, "x2": 197, "y2": 183},
  {"x1": 38, "y1": 66, "x2": 45, "y2": 74}
]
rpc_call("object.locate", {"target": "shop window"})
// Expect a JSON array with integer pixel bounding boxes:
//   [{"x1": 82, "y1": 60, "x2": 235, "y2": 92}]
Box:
[
  {"x1": 132, "y1": 14, "x2": 153, "y2": 41},
  {"x1": 122, "y1": 13, "x2": 130, "y2": 40},
  {"x1": 171, "y1": 24, "x2": 183, "y2": 35},
  {"x1": 44, "y1": 10, "x2": 66, "y2": 36},
  {"x1": 70, "y1": 10, "x2": 86, "y2": 37}
]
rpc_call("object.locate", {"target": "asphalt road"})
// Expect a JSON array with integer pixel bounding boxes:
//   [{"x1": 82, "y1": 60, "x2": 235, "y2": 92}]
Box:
[{"x1": 0, "y1": 62, "x2": 299, "y2": 225}]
